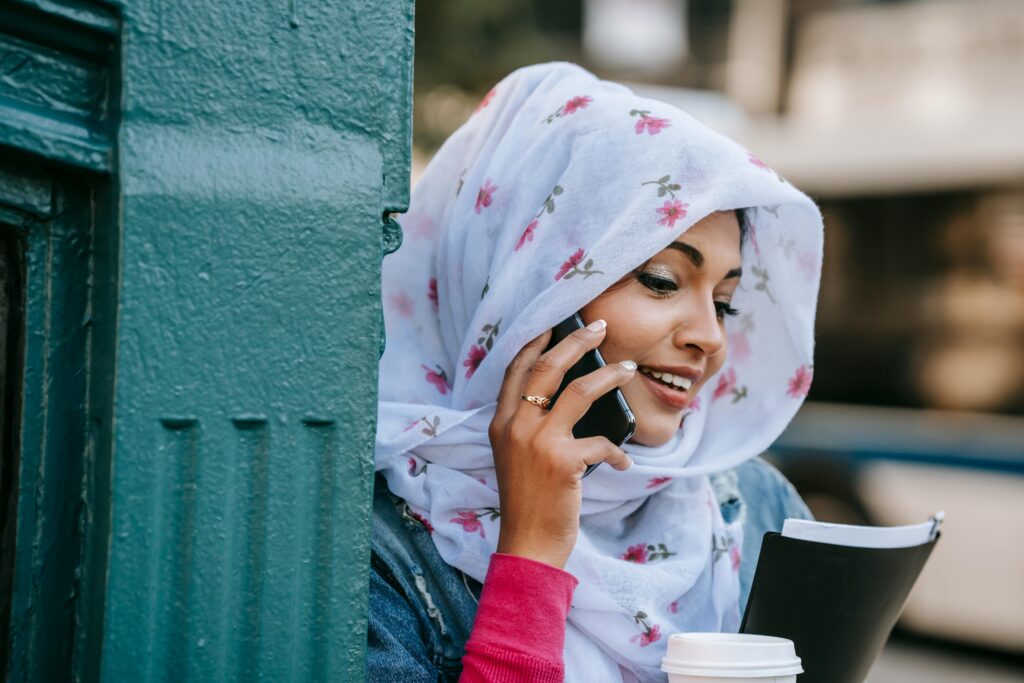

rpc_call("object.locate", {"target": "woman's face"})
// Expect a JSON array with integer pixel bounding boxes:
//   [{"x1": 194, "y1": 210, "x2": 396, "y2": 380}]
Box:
[{"x1": 580, "y1": 211, "x2": 742, "y2": 447}]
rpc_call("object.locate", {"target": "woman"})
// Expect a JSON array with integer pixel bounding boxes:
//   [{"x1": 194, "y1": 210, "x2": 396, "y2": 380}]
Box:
[{"x1": 368, "y1": 63, "x2": 822, "y2": 682}]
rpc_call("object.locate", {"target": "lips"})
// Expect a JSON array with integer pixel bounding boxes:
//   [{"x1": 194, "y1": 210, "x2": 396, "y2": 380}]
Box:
[
  {"x1": 639, "y1": 366, "x2": 694, "y2": 390},
  {"x1": 637, "y1": 366, "x2": 698, "y2": 410}
]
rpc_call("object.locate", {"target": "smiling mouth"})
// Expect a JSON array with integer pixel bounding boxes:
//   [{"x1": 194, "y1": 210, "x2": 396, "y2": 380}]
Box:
[{"x1": 639, "y1": 366, "x2": 693, "y2": 392}]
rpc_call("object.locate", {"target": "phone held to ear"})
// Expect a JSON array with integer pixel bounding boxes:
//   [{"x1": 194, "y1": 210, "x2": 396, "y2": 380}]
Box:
[{"x1": 545, "y1": 313, "x2": 637, "y2": 478}]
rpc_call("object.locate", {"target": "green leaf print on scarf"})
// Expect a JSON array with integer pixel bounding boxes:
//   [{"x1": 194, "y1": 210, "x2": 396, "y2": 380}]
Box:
[{"x1": 641, "y1": 175, "x2": 682, "y2": 199}]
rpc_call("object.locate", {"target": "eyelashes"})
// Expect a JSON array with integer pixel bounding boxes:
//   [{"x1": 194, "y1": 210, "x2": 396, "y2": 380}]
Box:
[
  {"x1": 636, "y1": 272, "x2": 677, "y2": 298},
  {"x1": 635, "y1": 271, "x2": 740, "y2": 319},
  {"x1": 715, "y1": 302, "x2": 740, "y2": 319}
]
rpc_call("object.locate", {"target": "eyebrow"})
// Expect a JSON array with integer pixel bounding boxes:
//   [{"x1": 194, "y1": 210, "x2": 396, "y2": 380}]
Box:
[{"x1": 668, "y1": 241, "x2": 742, "y2": 279}]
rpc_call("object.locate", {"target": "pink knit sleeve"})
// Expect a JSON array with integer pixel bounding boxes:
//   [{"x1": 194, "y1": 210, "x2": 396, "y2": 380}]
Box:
[{"x1": 460, "y1": 553, "x2": 578, "y2": 682}]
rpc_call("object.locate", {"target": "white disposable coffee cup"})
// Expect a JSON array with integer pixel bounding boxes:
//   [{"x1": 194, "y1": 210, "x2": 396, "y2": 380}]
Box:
[{"x1": 661, "y1": 633, "x2": 803, "y2": 683}]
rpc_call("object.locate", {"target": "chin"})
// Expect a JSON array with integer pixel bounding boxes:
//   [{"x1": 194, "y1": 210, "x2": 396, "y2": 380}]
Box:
[{"x1": 628, "y1": 423, "x2": 679, "y2": 448}]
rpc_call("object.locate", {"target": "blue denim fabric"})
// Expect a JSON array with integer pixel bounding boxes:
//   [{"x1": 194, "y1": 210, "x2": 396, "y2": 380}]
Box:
[{"x1": 365, "y1": 457, "x2": 812, "y2": 682}]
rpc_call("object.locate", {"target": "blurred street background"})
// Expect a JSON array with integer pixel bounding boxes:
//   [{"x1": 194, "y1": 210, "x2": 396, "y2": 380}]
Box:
[{"x1": 412, "y1": 0, "x2": 1024, "y2": 678}]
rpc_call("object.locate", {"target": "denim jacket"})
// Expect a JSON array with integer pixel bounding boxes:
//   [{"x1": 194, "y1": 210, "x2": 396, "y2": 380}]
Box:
[{"x1": 365, "y1": 457, "x2": 812, "y2": 682}]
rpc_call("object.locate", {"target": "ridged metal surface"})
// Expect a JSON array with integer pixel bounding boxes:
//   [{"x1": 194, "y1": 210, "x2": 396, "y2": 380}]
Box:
[{"x1": 1, "y1": 0, "x2": 413, "y2": 680}]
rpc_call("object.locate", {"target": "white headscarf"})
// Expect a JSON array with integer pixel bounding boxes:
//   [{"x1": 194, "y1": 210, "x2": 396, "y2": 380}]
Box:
[{"x1": 376, "y1": 63, "x2": 822, "y2": 682}]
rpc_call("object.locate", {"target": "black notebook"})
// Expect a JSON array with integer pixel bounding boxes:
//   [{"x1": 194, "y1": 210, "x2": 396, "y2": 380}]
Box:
[{"x1": 740, "y1": 515, "x2": 942, "y2": 683}]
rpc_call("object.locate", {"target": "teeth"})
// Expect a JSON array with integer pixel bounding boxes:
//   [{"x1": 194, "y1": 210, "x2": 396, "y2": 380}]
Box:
[{"x1": 640, "y1": 367, "x2": 693, "y2": 391}]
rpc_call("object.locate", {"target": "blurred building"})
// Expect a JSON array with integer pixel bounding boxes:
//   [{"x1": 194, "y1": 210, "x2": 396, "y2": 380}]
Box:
[
  {"x1": 413, "y1": 0, "x2": 1024, "y2": 654},
  {"x1": 606, "y1": 0, "x2": 1024, "y2": 653},
  {"x1": 729, "y1": 0, "x2": 1024, "y2": 417},
  {"x1": 584, "y1": 0, "x2": 1024, "y2": 417}
]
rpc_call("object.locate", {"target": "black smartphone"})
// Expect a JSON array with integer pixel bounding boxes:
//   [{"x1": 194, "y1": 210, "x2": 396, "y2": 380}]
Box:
[{"x1": 545, "y1": 313, "x2": 637, "y2": 477}]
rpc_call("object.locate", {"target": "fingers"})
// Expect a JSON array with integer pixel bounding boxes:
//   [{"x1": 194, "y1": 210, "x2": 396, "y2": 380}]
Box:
[
  {"x1": 521, "y1": 319, "x2": 608, "y2": 399},
  {"x1": 574, "y1": 436, "x2": 633, "y2": 473},
  {"x1": 493, "y1": 330, "x2": 552, "y2": 428},
  {"x1": 547, "y1": 360, "x2": 637, "y2": 428}
]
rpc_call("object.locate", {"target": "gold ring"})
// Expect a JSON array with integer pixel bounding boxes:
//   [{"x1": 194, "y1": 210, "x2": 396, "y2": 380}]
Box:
[{"x1": 520, "y1": 394, "x2": 552, "y2": 409}]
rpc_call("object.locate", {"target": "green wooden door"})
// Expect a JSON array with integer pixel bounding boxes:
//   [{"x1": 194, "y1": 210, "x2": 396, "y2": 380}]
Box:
[{"x1": 0, "y1": 1, "x2": 413, "y2": 681}]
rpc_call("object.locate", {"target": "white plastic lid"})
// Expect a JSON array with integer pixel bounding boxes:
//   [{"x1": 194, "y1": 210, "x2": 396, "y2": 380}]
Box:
[{"x1": 660, "y1": 633, "x2": 804, "y2": 677}]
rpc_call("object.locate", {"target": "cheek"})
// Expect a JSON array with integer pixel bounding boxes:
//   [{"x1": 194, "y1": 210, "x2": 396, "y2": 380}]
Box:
[
  {"x1": 704, "y1": 334, "x2": 728, "y2": 380},
  {"x1": 583, "y1": 296, "x2": 668, "y2": 362}
]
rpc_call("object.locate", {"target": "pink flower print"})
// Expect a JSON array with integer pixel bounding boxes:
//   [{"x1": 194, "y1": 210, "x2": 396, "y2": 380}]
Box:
[
  {"x1": 408, "y1": 457, "x2": 427, "y2": 477},
  {"x1": 622, "y1": 542, "x2": 677, "y2": 563},
  {"x1": 631, "y1": 611, "x2": 662, "y2": 647},
  {"x1": 729, "y1": 330, "x2": 752, "y2": 363},
  {"x1": 646, "y1": 476, "x2": 673, "y2": 489},
  {"x1": 712, "y1": 368, "x2": 737, "y2": 401},
  {"x1": 668, "y1": 600, "x2": 679, "y2": 614},
  {"x1": 450, "y1": 507, "x2": 499, "y2": 537},
  {"x1": 787, "y1": 365, "x2": 813, "y2": 399},
  {"x1": 403, "y1": 417, "x2": 420, "y2": 432},
  {"x1": 390, "y1": 292, "x2": 414, "y2": 318},
  {"x1": 630, "y1": 108, "x2": 672, "y2": 135},
  {"x1": 450, "y1": 510, "x2": 485, "y2": 538},
  {"x1": 516, "y1": 219, "x2": 538, "y2": 251},
  {"x1": 630, "y1": 624, "x2": 662, "y2": 647},
  {"x1": 747, "y1": 152, "x2": 771, "y2": 171},
  {"x1": 421, "y1": 364, "x2": 451, "y2": 395},
  {"x1": 463, "y1": 344, "x2": 487, "y2": 379},
  {"x1": 555, "y1": 248, "x2": 584, "y2": 280},
  {"x1": 562, "y1": 95, "x2": 592, "y2": 115},
  {"x1": 621, "y1": 543, "x2": 649, "y2": 564},
  {"x1": 474, "y1": 87, "x2": 496, "y2": 113},
  {"x1": 409, "y1": 510, "x2": 434, "y2": 534},
  {"x1": 475, "y1": 179, "x2": 497, "y2": 214},
  {"x1": 729, "y1": 544, "x2": 742, "y2": 572},
  {"x1": 427, "y1": 278, "x2": 438, "y2": 308},
  {"x1": 797, "y1": 250, "x2": 820, "y2": 281},
  {"x1": 748, "y1": 152, "x2": 785, "y2": 182},
  {"x1": 688, "y1": 396, "x2": 701, "y2": 413},
  {"x1": 656, "y1": 199, "x2": 689, "y2": 229},
  {"x1": 544, "y1": 96, "x2": 593, "y2": 123},
  {"x1": 636, "y1": 116, "x2": 671, "y2": 135},
  {"x1": 555, "y1": 249, "x2": 603, "y2": 281}
]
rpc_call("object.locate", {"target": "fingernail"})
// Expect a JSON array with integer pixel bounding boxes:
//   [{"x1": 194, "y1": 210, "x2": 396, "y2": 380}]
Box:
[
  {"x1": 587, "y1": 319, "x2": 606, "y2": 332},
  {"x1": 619, "y1": 360, "x2": 637, "y2": 372}
]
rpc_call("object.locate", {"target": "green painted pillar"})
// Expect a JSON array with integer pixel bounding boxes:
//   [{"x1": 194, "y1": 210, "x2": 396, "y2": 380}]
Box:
[{"x1": 0, "y1": 0, "x2": 413, "y2": 680}]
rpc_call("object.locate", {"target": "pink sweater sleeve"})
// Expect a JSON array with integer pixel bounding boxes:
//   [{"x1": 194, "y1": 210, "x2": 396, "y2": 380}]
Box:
[{"x1": 460, "y1": 553, "x2": 578, "y2": 682}]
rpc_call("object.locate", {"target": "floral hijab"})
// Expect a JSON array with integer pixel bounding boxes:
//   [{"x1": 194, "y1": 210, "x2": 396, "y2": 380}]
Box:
[{"x1": 375, "y1": 63, "x2": 822, "y2": 682}]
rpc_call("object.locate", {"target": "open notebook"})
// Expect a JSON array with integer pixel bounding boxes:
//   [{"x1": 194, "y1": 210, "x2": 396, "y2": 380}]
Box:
[{"x1": 740, "y1": 514, "x2": 943, "y2": 683}]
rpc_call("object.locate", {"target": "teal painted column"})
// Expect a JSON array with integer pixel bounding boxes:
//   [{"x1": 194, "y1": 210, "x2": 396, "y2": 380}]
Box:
[
  {"x1": 95, "y1": 1, "x2": 412, "y2": 682},
  {"x1": 0, "y1": 2, "x2": 411, "y2": 678},
  {"x1": 97, "y1": 2, "x2": 411, "y2": 679}
]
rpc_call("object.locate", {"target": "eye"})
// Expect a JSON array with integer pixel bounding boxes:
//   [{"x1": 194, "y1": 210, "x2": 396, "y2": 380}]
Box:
[
  {"x1": 636, "y1": 271, "x2": 678, "y2": 299},
  {"x1": 715, "y1": 301, "x2": 739, "y2": 320}
]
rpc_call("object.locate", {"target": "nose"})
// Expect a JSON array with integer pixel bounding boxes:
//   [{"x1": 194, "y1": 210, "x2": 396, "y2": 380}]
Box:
[{"x1": 671, "y1": 297, "x2": 725, "y2": 357}]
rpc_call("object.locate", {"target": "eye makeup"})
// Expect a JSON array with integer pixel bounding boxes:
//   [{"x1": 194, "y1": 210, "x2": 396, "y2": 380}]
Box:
[
  {"x1": 635, "y1": 269, "x2": 677, "y2": 298},
  {"x1": 634, "y1": 267, "x2": 739, "y2": 318}
]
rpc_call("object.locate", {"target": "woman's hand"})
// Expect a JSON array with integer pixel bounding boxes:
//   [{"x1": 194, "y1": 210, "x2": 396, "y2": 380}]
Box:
[{"x1": 488, "y1": 319, "x2": 636, "y2": 569}]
